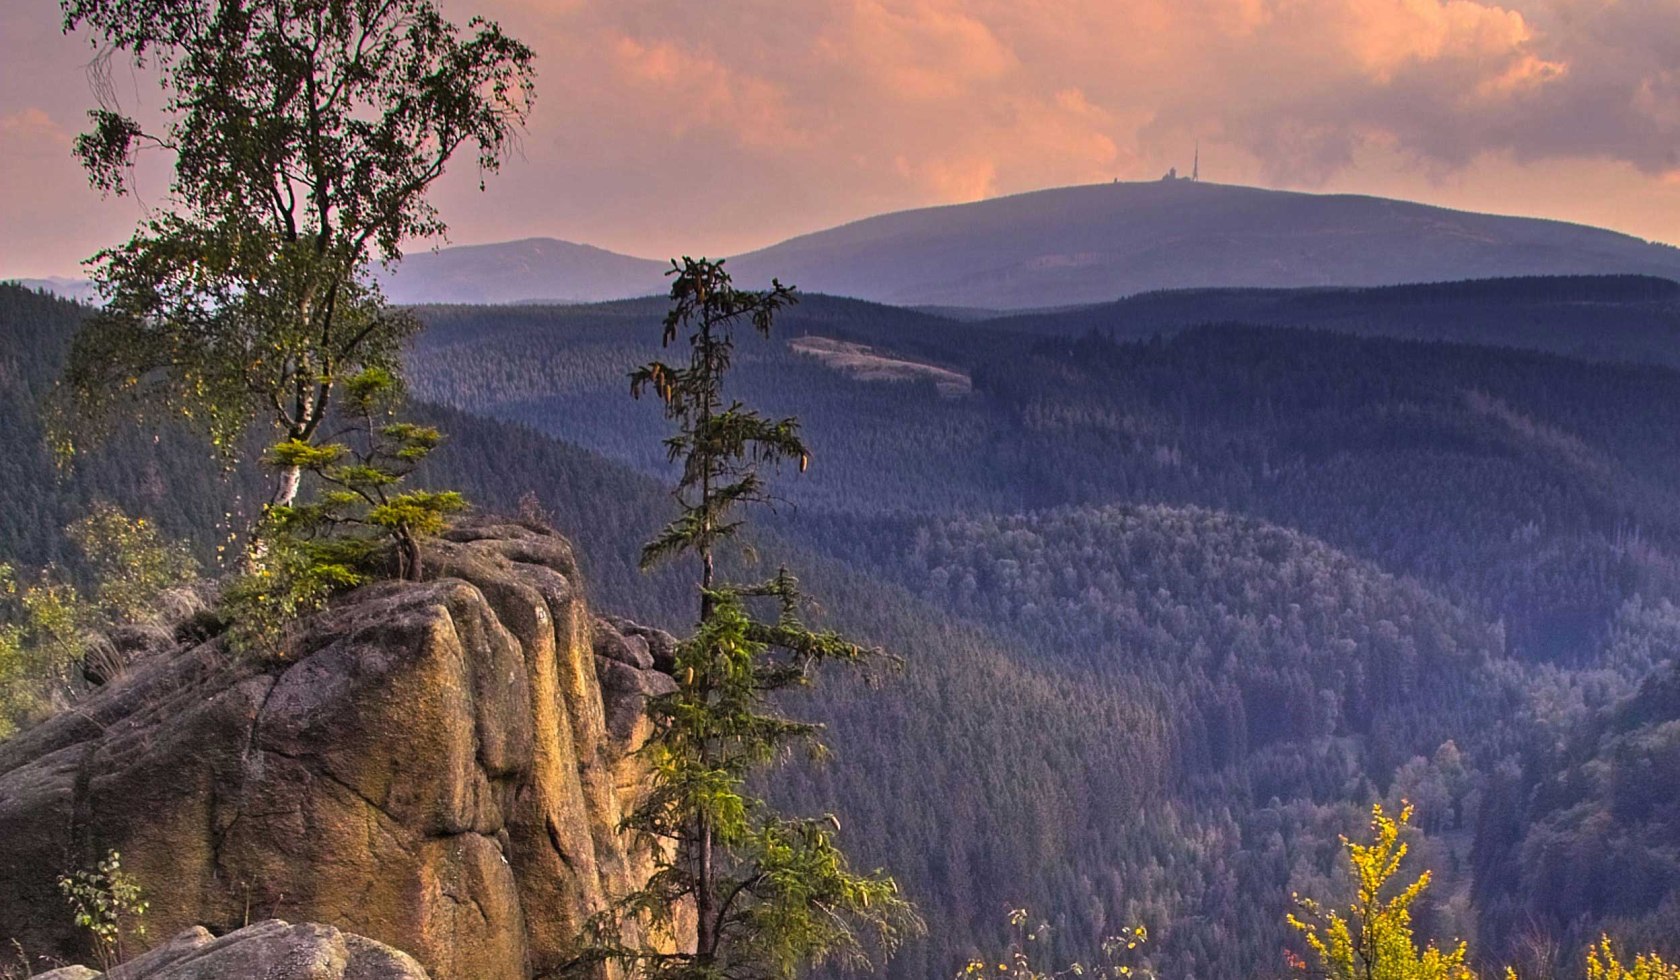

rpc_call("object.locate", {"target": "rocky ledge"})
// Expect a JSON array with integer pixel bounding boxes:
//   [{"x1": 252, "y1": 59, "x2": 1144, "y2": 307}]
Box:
[{"x1": 0, "y1": 523, "x2": 679, "y2": 980}]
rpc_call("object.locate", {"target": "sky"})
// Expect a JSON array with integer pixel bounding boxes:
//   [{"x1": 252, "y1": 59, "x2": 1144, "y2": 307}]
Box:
[{"x1": 3, "y1": 0, "x2": 1679, "y2": 279}]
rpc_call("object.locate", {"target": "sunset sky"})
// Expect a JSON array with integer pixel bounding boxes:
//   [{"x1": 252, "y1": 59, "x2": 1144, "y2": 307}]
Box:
[{"x1": 3, "y1": 0, "x2": 1679, "y2": 279}]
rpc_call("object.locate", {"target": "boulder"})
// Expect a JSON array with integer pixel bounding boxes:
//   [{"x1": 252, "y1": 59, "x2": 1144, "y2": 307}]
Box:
[
  {"x1": 35, "y1": 920, "x2": 430, "y2": 979},
  {"x1": 592, "y1": 619, "x2": 678, "y2": 747},
  {"x1": 0, "y1": 523, "x2": 682, "y2": 980},
  {"x1": 602, "y1": 616, "x2": 680, "y2": 674}
]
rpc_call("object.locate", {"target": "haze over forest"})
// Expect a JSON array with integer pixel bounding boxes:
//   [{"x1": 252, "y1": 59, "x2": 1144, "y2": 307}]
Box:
[{"x1": 4, "y1": 3, "x2": 1680, "y2": 980}]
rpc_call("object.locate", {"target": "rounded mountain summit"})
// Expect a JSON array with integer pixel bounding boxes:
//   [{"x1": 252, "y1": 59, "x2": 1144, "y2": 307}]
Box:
[{"x1": 379, "y1": 180, "x2": 1680, "y2": 311}]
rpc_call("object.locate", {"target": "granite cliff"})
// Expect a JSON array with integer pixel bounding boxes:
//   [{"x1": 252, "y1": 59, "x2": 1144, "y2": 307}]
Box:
[{"x1": 0, "y1": 522, "x2": 680, "y2": 980}]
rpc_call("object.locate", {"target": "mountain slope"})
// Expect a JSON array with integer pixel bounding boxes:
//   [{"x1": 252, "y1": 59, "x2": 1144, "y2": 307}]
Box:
[
  {"x1": 1475, "y1": 644, "x2": 1680, "y2": 965},
  {"x1": 9, "y1": 278, "x2": 98, "y2": 305},
  {"x1": 986, "y1": 275, "x2": 1680, "y2": 370},
  {"x1": 377, "y1": 237, "x2": 668, "y2": 305},
  {"x1": 724, "y1": 181, "x2": 1680, "y2": 309},
  {"x1": 12, "y1": 279, "x2": 1680, "y2": 979},
  {"x1": 407, "y1": 298, "x2": 1680, "y2": 663},
  {"x1": 23, "y1": 184, "x2": 1680, "y2": 310}
]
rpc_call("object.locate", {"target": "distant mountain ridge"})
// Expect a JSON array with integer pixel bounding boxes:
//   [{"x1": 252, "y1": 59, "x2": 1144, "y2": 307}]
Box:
[
  {"x1": 724, "y1": 181, "x2": 1680, "y2": 308},
  {"x1": 19, "y1": 181, "x2": 1680, "y2": 309},
  {"x1": 373, "y1": 181, "x2": 1680, "y2": 309},
  {"x1": 9, "y1": 277, "x2": 99, "y2": 305},
  {"x1": 376, "y1": 237, "x2": 669, "y2": 305},
  {"x1": 987, "y1": 274, "x2": 1680, "y2": 369}
]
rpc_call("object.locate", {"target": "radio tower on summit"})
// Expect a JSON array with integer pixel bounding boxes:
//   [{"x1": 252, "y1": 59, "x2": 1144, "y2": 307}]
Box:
[{"x1": 1193, "y1": 140, "x2": 1200, "y2": 181}]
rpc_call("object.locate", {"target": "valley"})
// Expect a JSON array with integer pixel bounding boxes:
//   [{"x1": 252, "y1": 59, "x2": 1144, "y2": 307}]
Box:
[
  {"x1": 7, "y1": 1, "x2": 1680, "y2": 976},
  {"x1": 6, "y1": 198, "x2": 1680, "y2": 980}
]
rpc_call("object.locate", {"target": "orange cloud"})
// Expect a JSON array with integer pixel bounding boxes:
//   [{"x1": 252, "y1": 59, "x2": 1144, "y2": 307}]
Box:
[
  {"x1": 0, "y1": 108, "x2": 105, "y2": 276},
  {"x1": 8, "y1": 0, "x2": 1679, "y2": 273},
  {"x1": 1336, "y1": 0, "x2": 1535, "y2": 83},
  {"x1": 609, "y1": 36, "x2": 810, "y2": 151},
  {"x1": 896, "y1": 153, "x2": 997, "y2": 202},
  {"x1": 825, "y1": 0, "x2": 1018, "y2": 102},
  {"x1": 409, "y1": 0, "x2": 1680, "y2": 254},
  {"x1": 0, "y1": 107, "x2": 68, "y2": 148}
]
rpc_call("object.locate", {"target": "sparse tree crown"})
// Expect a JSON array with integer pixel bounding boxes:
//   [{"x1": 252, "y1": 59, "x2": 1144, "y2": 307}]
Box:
[{"x1": 56, "y1": 0, "x2": 534, "y2": 505}]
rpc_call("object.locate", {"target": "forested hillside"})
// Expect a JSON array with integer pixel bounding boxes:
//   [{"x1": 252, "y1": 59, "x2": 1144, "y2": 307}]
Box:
[
  {"x1": 0, "y1": 285, "x2": 1243, "y2": 976},
  {"x1": 0, "y1": 287, "x2": 266, "y2": 576},
  {"x1": 398, "y1": 281, "x2": 1680, "y2": 975},
  {"x1": 7, "y1": 278, "x2": 1680, "y2": 977},
  {"x1": 408, "y1": 287, "x2": 1680, "y2": 666},
  {"x1": 1475, "y1": 650, "x2": 1680, "y2": 964},
  {"x1": 989, "y1": 275, "x2": 1680, "y2": 370}
]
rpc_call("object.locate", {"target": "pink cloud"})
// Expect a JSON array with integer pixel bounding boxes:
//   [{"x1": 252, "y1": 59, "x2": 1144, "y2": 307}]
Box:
[
  {"x1": 384, "y1": 0, "x2": 1680, "y2": 253},
  {"x1": 6, "y1": 0, "x2": 1679, "y2": 273},
  {"x1": 0, "y1": 108, "x2": 108, "y2": 277},
  {"x1": 0, "y1": 107, "x2": 69, "y2": 147},
  {"x1": 609, "y1": 36, "x2": 810, "y2": 150}
]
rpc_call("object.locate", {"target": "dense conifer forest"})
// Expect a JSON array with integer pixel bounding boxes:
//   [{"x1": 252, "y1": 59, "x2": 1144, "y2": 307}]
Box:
[{"x1": 5, "y1": 278, "x2": 1680, "y2": 978}]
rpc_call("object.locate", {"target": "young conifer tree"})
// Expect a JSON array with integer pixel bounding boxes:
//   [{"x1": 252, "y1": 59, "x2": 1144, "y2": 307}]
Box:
[{"x1": 601, "y1": 257, "x2": 920, "y2": 980}]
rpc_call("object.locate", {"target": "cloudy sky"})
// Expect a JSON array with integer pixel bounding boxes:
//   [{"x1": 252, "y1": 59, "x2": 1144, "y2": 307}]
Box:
[{"x1": 3, "y1": 0, "x2": 1679, "y2": 278}]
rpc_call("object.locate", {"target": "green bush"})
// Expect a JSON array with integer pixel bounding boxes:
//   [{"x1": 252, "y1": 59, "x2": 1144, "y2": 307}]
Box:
[
  {"x1": 57, "y1": 849, "x2": 148, "y2": 972},
  {"x1": 0, "y1": 504, "x2": 197, "y2": 737}
]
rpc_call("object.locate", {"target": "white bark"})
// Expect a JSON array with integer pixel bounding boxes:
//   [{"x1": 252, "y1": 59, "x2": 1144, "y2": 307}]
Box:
[{"x1": 273, "y1": 464, "x2": 302, "y2": 508}]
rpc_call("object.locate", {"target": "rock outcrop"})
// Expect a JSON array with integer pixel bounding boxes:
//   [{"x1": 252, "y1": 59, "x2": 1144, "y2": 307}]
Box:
[
  {"x1": 35, "y1": 920, "x2": 431, "y2": 980},
  {"x1": 0, "y1": 523, "x2": 679, "y2": 980}
]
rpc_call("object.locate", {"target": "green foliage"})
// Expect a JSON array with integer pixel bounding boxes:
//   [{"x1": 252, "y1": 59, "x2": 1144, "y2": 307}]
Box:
[
  {"x1": 265, "y1": 367, "x2": 464, "y2": 580},
  {"x1": 0, "y1": 505, "x2": 198, "y2": 737},
  {"x1": 596, "y1": 259, "x2": 919, "y2": 980},
  {"x1": 0, "y1": 285, "x2": 271, "y2": 580},
  {"x1": 218, "y1": 522, "x2": 359, "y2": 659},
  {"x1": 958, "y1": 910, "x2": 1151, "y2": 980},
  {"x1": 67, "y1": 503, "x2": 198, "y2": 623},
  {"x1": 1289, "y1": 804, "x2": 1680, "y2": 980},
  {"x1": 57, "y1": 849, "x2": 148, "y2": 972},
  {"x1": 1289, "y1": 804, "x2": 1476, "y2": 980},
  {"x1": 223, "y1": 368, "x2": 463, "y2": 654},
  {"x1": 4, "y1": 571, "x2": 89, "y2": 704},
  {"x1": 1587, "y1": 938, "x2": 1680, "y2": 980},
  {"x1": 630, "y1": 258, "x2": 804, "y2": 571},
  {"x1": 0, "y1": 578, "x2": 26, "y2": 743},
  {"x1": 55, "y1": 0, "x2": 535, "y2": 504}
]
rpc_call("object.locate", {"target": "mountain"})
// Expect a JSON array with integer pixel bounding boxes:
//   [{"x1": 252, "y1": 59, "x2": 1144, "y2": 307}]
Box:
[
  {"x1": 402, "y1": 293, "x2": 1680, "y2": 975},
  {"x1": 4, "y1": 241, "x2": 669, "y2": 308},
  {"x1": 10, "y1": 278, "x2": 1680, "y2": 978},
  {"x1": 9, "y1": 277, "x2": 98, "y2": 305},
  {"x1": 376, "y1": 237, "x2": 667, "y2": 305},
  {"x1": 987, "y1": 275, "x2": 1680, "y2": 370},
  {"x1": 723, "y1": 180, "x2": 1680, "y2": 309},
  {"x1": 407, "y1": 294, "x2": 1680, "y2": 667},
  {"x1": 22, "y1": 183, "x2": 1680, "y2": 310}
]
